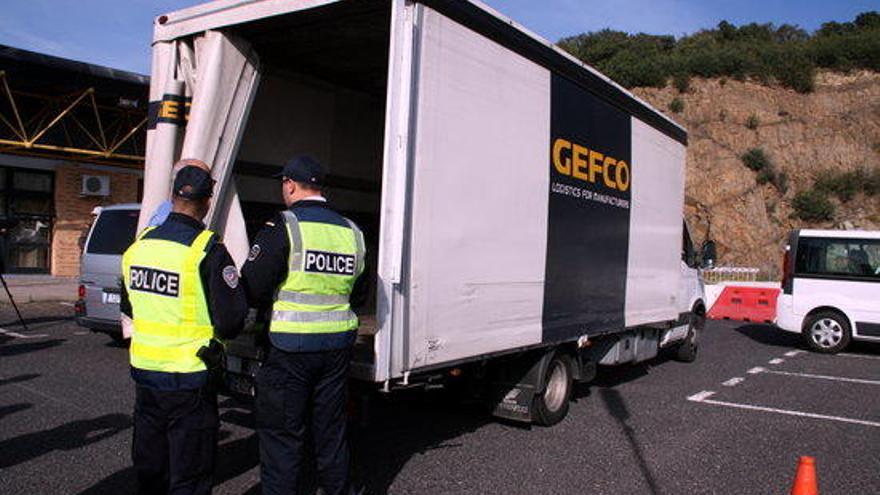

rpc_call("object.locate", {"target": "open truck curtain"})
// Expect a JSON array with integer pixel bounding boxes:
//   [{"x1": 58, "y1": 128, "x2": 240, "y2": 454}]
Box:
[{"x1": 143, "y1": 31, "x2": 261, "y2": 267}]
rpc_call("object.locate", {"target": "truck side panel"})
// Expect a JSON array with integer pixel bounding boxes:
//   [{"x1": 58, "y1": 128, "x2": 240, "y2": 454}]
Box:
[
  {"x1": 404, "y1": 5, "x2": 685, "y2": 372},
  {"x1": 624, "y1": 119, "x2": 686, "y2": 326},
  {"x1": 407, "y1": 7, "x2": 551, "y2": 369}
]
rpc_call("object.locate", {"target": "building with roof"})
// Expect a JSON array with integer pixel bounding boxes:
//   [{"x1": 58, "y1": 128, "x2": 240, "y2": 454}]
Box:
[{"x1": 0, "y1": 44, "x2": 148, "y2": 276}]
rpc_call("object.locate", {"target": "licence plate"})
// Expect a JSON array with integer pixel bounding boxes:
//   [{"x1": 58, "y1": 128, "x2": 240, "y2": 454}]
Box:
[{"x1": 103, "y1": 292, "x2": 121, "y2": 304}]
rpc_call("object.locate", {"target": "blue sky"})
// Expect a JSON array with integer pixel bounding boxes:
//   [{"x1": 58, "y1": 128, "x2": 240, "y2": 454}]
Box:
[{"x1": 0, "y1": 0, "x2": 876, "y2": 75}]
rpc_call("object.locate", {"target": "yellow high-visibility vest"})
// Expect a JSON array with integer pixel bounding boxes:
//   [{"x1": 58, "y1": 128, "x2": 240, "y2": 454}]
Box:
[
  {"x1": 270, "y1": 210, "x2": 365, "y2": 336},
  {"x1": 122, "y1": 228, "x2": 214, "y2": 374}
]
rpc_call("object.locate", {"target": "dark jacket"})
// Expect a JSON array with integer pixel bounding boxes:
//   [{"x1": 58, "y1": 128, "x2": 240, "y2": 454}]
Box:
[
  {"x1": 121, "y1": 212, "x2": 248, "y2": 390},
  {"x1": 241, "y1": 200, "x2": 367, "y2": 352}
]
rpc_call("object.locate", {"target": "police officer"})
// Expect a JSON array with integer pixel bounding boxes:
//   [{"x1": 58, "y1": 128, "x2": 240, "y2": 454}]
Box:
[
  {"x1": 120, "y1": 159, "x2": 248, "y2": 495},
  {"x1": 242, "y1": 155, "x2": 366, "y2": 495}
]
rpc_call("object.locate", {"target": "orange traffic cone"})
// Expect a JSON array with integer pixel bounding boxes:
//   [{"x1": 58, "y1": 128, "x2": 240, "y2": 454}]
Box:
[{"x1": 790, "y1": 456, "x2": 818, "y2": 495}]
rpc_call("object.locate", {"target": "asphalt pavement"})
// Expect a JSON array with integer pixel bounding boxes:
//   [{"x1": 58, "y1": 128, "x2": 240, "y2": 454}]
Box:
[{"x1": 1, "y1": 302, "x2": 879, "y2": 494}]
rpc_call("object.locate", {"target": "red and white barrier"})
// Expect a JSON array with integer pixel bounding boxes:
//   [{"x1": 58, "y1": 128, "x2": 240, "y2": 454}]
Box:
[{"x1": 705, "y1": 281, "x2": 781, "y2": 323}]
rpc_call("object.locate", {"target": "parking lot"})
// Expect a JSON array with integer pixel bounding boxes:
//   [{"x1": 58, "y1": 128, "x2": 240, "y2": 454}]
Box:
[{"x1": 1, "y1": 302, "x2": 879, "y2": 494}]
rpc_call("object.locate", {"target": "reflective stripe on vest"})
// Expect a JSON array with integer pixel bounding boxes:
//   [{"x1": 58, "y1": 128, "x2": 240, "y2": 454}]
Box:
[
  {"x1": 270, "y1": 210, "x2": 365, "y2": 336},
  {"x1": 123, "y1": 228, "x2": 214, "y2": 374}
]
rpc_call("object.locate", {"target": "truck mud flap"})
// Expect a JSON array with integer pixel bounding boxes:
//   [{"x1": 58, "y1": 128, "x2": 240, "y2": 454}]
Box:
[{"x1": 487, "y1": 350, "x2": 561, "y2": 423}]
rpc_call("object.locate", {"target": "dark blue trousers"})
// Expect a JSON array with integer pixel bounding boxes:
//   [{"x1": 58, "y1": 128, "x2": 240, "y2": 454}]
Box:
[
  {"x1": 257, "y1": 346, "x2": 352, "y2": 495},
  {"x1": 132, "y1": 385, "x2": 218, "y2": 495}
]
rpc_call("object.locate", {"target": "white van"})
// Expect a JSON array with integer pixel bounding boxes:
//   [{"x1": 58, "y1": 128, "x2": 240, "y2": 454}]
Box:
[
  {"x1": 777, "y1": 229, "x2": 880, "y2": 353},
  {"x1": 75, "y1": 204, "x2": 141, "y2": 343}
]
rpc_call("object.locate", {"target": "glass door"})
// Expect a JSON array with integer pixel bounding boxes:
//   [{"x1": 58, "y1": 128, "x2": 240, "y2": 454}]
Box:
[{"x1": 0, "y1": 167, "x2": 55, "y2": 274}]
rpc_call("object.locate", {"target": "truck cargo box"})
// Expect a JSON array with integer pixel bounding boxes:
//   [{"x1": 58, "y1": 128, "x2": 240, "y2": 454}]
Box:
[{"x1": 146, "y1": 0, "x2": 688, "y2": 385}]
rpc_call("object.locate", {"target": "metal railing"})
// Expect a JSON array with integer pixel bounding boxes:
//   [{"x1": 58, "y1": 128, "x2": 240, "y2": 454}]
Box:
[{"x1": 701, "y1": 266, "x2": 761, "y2": 284}]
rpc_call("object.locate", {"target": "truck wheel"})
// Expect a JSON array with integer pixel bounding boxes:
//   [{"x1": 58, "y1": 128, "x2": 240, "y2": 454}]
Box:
[
  {"x1": 532, "y1": 353, "x2": 572, "y2": 426},
  {"x1": 674, "y1": 311, "x2": 703, "y2": 363},
  {"x1": 803, "y1": 311, "x2": 851, "y2": 354}
]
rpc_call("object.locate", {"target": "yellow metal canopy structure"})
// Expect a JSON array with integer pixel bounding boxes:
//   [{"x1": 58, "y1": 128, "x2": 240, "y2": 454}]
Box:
[{"x1": 0, "y1": 45, "x2": 149, "y2": 168}]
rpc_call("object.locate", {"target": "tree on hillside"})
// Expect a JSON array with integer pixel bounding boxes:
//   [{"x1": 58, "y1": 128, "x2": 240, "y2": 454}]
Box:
[{"x1": 557, "y1": 11, "x2": 880, "y2": 92}]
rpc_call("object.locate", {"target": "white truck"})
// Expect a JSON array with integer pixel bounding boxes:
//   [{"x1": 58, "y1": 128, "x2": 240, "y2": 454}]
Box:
[{"x1": 144, "y1": 0, "x2": 709, "y2": 425}]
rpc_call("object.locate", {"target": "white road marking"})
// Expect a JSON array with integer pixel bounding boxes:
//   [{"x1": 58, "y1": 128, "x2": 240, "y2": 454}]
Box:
[
  {"x1": 839, "y1": 353, "x2": 880, "y2": 361},
  {"x1": 58, "y1": 302, "x2": 75, "y2": 307},
  {"x1": 687, "y1": 395, "x2": 880, "y2": 428},
  {"x1": 747, "y1": 367, "x2": 766, "y2": 374},
  {"x1": 763, "y1": 369, "x2": 880, "y2": 386},
  {"x1": 687, "y1": 390, "x2": 716, "y2": 401},
  {"x1": 722, "y1": 377, "x2": 744, "y2": 387},
  {"x1": 0, "y1": 327, "x2": 48, "y2": 339},
  {"x1": 768, "y1": 358, "x2": 784, "y2": 365},
  {"x1": 784, "y1": 350, "x2": 804, "y2": 357}
]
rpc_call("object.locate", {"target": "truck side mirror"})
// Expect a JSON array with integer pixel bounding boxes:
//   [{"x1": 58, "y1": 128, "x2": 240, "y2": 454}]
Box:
[{"x1": 700, "y1": 240, "x2": 717, "y2": 268}]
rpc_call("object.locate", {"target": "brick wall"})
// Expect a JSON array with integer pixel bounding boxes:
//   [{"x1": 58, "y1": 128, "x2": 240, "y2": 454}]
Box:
[{"x1": 52, "y1": 164, "x2": 140, "y2": 277}]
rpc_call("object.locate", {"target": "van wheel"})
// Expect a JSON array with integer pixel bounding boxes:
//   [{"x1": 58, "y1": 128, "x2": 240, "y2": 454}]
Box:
[
  {"x1": 803, "y1": 311, "x2": 850, "y2": 354},
  {"x1": 673, "y1": 309, "x2": 704, "y2": 363},
  {"x1": 532, "y1": 353, "x2": 572, "y2": 426}
]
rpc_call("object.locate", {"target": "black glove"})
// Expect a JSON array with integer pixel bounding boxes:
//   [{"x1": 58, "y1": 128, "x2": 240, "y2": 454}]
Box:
[{"x1": 197, "y1": 339, "x2": 226, "y2": 393}]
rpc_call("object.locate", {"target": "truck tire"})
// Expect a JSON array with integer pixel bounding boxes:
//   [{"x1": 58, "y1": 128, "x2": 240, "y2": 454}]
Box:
[
  {"x1": 803, "y1": 311, "x2": 851, "y2": 354},
  {"x1": 532, "y1": 353, "x2": 572, "y2": 426},
  {"x1": 673, "y1": 310, "x2": 704, "y2": 363}
]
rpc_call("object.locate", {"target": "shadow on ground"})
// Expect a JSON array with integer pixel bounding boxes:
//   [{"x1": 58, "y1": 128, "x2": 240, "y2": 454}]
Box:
[
  {"x1": 734, "y1": 323, "x2": 802, "y2": 348},
  {"x1": 0, "y1": 339, "x2": 65, "y2": 357},
  {"x1": 0, "y1": 373, "x2": 40, "y2": 387},
  {"x1": 734, "y1": 323, "x2": 880, "y2": 355},
  {"x1": 0, "y1": 413, "x2": 131, "y2": 469},
  {"x1": 79, "y1": 390, "x2": 490, "y2": 495}
]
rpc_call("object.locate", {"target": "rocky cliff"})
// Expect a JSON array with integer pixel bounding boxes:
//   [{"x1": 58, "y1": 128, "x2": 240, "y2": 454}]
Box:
[{"x1": 633, "y1": 71, "x2": 880, "y2": 276}]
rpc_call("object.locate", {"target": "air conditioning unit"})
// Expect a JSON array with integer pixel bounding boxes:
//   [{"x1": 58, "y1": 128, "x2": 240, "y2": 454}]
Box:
[{"x1": 81, "y1": 175, "x2": 110, "y2": 196}]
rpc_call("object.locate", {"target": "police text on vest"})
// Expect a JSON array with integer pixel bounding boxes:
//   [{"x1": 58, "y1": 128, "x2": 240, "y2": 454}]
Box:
[
  {"x1": 129, "y1": 266, "x2": 181, "y2": 297},
  {"x1": 304, "y1": 250, "x2": 356, "y2": 276}
]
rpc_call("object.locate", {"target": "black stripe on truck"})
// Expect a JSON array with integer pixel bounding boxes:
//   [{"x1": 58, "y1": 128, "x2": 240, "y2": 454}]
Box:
[
  {"x1": 542, "y1": 74, "x2": 632, "y2": 343},
  {"x1": 416, "y1": 0, "x2": 687, "y2": 146}
]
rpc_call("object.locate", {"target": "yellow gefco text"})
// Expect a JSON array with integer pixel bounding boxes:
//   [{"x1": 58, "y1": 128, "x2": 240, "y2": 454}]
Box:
[
  {"x1": 552, "y1": 138, "x2": 630, "y2": 192},
  {"x1": 158, "y1": 98, "x2": 191, "y2": 122}
]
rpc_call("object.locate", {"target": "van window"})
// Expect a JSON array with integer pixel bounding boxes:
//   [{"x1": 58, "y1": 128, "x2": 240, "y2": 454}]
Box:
[
  {"x1": 86, "y1": 210, "x2": 139, "y2": 255},
  {"x1": 795, "y1": 237, "x2": 880, "y2": 280}
]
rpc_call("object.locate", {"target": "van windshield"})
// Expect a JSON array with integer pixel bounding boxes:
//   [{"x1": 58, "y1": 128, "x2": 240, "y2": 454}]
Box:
[{"x1": 87, "y1": 209, "x2": 139, "y2": 255}]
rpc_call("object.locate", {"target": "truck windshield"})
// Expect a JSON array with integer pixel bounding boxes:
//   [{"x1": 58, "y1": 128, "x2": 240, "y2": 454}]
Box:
[{"x1": 86, "y1": 209, "x2": 139, "y2": 255}]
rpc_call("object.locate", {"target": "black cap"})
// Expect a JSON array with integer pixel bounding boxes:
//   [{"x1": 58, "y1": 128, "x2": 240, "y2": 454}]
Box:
[
  {"x1": 173, "y1": 165, "x2": 215, "y2": 199},
  {"x1": 274, "y1": 155, "x2": 325, "y2": 186}
]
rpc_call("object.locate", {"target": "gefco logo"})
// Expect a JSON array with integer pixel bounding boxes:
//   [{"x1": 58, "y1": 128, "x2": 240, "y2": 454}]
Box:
[
  {"x1": 147, "y1": 94, "x2": 191, "y2": 129},
  {"x1": 551, "y1": 138, "x2": 630, "y2": 192}
]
